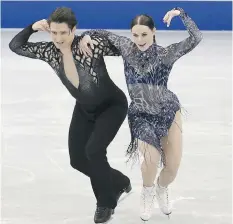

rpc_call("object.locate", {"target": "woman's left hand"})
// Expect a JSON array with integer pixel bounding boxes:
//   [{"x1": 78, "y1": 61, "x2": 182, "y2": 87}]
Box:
[{"x1": 163, "y1": 9, "x2": 181, "y2": 27}]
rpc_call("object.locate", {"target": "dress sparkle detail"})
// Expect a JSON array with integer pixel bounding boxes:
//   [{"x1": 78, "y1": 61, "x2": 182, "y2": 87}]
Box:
[{"x1": 81, "y1": 8, "x2": 203, "y2": 165}]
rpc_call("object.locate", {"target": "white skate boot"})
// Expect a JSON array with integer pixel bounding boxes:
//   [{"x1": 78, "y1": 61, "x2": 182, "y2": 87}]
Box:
[
  {"x1": 140, "y1": 185, "x2": 156, "y2": 221},
  {"x1": 155, "y1": 181, "x2": 172, "y2": 216}
]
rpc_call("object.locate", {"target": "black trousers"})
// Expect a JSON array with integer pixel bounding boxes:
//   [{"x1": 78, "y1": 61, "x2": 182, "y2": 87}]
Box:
[{"x1": 68, "y1": 99, "x2": 129, "y2": 209}]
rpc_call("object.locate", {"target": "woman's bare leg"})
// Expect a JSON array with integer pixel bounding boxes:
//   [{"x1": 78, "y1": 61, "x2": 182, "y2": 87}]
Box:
[
  {"x1": 138, "y1": 139, "x2": 161, "y2": 221},
  {"x1": 158, "y1": 110, "x2": 183, "y2": 187},
  {"x1": 138, "y1": 139, "x2": 161, "y2": 187},
  {"x1": 155, "y1": 111, "x2": 182, "y2": 216}
]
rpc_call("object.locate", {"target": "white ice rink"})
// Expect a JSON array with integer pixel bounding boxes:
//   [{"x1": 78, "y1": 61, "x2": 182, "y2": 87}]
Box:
[{"x1": 1, "y1": 29, "x2": 232, "y2": 224}]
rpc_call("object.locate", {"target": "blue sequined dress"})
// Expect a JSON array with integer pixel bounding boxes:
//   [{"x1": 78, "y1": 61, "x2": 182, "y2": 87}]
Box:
[{"x1": 81, "y1": 8, "x2": 203, "y2": 164}]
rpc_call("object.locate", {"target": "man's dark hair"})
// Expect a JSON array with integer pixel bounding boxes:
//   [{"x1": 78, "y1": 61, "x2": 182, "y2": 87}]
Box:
[{"x1": 47, "y1": 7, "x2": 77, "y2": 30}]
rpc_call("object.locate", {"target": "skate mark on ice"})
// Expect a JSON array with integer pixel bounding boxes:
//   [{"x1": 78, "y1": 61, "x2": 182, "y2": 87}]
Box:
[
  {"x1": 2, "y1": 165, "x2": 36, "y2": 186},
  {"x1": 45, "y1": 150, "x2": 65, "y2": 173}
]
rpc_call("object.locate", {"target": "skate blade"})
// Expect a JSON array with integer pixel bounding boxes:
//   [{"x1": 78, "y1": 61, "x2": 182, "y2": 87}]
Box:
[
  {"x1": 111, "y1": 191, "x2": 133, "y2": 216},
  {"x1": 140, "y1": 217, "x2": 149, "y2": 222},
  {"x1": 101, "y1": 216, "x2": 113, "y2": 224},
  {"x1": 165, "y1": 212, "x2": 172, "y2": 219},
  {"x1": 117, "y1": 191, "x2": 133, "y2": 204}
]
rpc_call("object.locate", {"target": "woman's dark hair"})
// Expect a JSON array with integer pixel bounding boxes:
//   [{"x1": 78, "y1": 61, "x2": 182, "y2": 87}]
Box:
[
  {"x1": 130, "y1": 14, "x2": 156, "y2": 43},
  {"x1": 47, "y1": 7, "x2": 77, "y2": 30}
]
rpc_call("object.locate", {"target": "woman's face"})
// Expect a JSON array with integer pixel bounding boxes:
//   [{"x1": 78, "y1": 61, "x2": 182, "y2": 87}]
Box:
[{"x1": 131, "y1": 25, "x2": 155, "y2": 51}]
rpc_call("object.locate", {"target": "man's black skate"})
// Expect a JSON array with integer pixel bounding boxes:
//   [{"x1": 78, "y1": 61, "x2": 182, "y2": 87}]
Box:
[
  {"x1": 94, "y1": 207, "x2": 114, "y2": 223},
  {"x1": 116, "y1": 182, "x2": 132, "y2": 203},
  {"x1": 109, "y1": 181, "x2": 132, "y2": 215}
]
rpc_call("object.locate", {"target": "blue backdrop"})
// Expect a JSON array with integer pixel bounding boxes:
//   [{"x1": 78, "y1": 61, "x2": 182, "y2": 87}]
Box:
[{"x1": 1, "y1": 1, "x2": 232, "y2": 30}]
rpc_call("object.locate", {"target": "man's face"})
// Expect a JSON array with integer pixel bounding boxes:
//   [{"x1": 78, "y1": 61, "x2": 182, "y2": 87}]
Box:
[{"x1": 50, "y1": 22, "x2": 75, "y2": 49}]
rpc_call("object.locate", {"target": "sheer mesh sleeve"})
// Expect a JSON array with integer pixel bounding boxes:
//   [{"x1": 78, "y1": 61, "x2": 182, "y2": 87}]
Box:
[
  {"x1": 9, "y1": 24, "x2": 50, "y2": 61},
  {"x1": 164, "y1": 7, "x2": 203, "y2": 64},
  {"x1": 81, "y1": 29, "x2": 133, "y2": 56},
  {"x1": 70, "y1": 35, "x2": 122, "y2": 85}
]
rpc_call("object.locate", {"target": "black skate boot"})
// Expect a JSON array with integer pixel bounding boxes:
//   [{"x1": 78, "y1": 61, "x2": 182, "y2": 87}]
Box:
[
  {"x1": 94, "y1": 206, "x2": 114, "y2": 223},
  {"x1": 110, "y1": 179, "x2": 132, "y2": 215},
  {"x1": 116, "y1": 182, "x2": 132, "y2": 203}
]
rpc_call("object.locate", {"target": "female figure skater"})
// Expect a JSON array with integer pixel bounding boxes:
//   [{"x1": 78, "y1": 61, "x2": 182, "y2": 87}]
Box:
[
  {"x1": 79, "y1": 7, "x2": 202, "y2": 221},
  {"x1": 9, "y1": 7, "x2": 132, "y2": 224}
]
